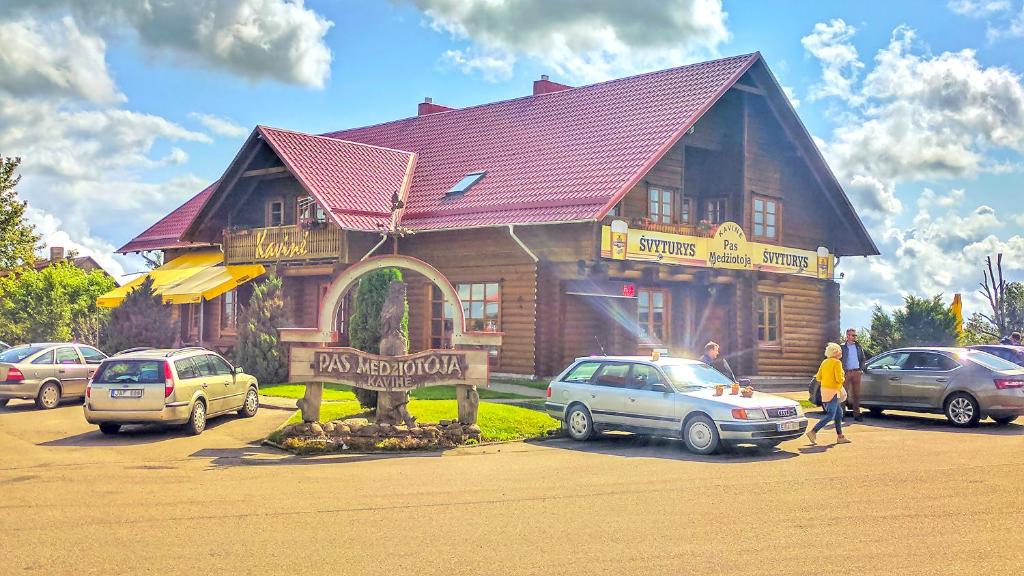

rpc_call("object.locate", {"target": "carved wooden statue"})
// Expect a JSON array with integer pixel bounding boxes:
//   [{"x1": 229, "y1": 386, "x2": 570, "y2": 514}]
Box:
[{"x1": 376, "y1": 282, "x2": 417, "y2": 427}]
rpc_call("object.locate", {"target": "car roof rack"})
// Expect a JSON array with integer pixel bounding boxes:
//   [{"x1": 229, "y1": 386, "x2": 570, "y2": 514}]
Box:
[
  {"x1": 113, "y1": 346, "x2": 154, "y2": 356},
  {"x1": 166, "y1": 347, "x2": 207, "y2": 357}
]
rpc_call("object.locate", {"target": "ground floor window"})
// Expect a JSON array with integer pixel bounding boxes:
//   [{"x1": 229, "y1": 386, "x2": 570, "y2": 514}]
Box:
[
  {"x1": 756, "y1": 294, "x2": 781, "y2": 346},
  {"x1": 637, "y1": 288, "x2": 668, "y2": 345},
  {"x1": 429, "y1": 282, "x2": 501, "y2": 366},
  {"x1": 221, "y1": 290, "x2": 238, "y2": 331}
]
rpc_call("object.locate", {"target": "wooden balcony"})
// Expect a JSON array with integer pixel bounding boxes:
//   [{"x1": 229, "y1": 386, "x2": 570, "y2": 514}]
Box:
[
  {"x1": 604, "y1": 217, "x2": 716, "y2": 237},
  {"x1": 224, "y1": 224, "x2": 345, "y2": 265}
]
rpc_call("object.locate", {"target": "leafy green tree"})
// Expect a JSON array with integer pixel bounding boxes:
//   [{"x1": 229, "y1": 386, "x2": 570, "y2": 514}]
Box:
[
  {"x1": 961, "y1": 312, "x2": 998, "y2": 345},
  {"x1": 869, "y1": 294, "x2": 959, "y2": 351},
  {"x1": 234, "y1": 273, "x2": 289, "y2": 386},
  {"x1": 348, "y1": 268, "x2": 408, "y2": 408},
  {"x1": 102, "y1": 276, "x2": 177, "y2": 353},
  {"x1": 0, "y1": 157, "x2": 40, "y2": 271},
  {"x1": 0, "y1": 262, "x2": 116, "y2": 345}
]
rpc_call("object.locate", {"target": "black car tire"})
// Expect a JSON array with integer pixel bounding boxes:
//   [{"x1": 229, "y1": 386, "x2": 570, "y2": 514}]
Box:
[
  {"x1": 237, "y1": 387, "x2": 259, "y2": 418},
  {"x1": 944, "y1": 392, "x2": 981, "y2": 428},
  {"x1": 0, "y1": 399, "x2": 9, "y2": 408},
  {"x1": 35, "y1": 382, "x2": 61, "y2": 410},
  {"x1": 992, "y1": 415, "x2": 1018, "y2": 426},
  {"x1": 683, "y1": 414, "x2": 721, "y2": 455},
  {"x1": 98, "y1": 423, "x2": 121, "y2": 435},
  {"x1": 185, "y1": 401, "x2": 206, "y2": 436},
  {"x1": 867, "y1": 407, "x2": 885, "y2": 417},
  {"x1": 566, "y1": 405, "x2": 595, "y2": 441}
]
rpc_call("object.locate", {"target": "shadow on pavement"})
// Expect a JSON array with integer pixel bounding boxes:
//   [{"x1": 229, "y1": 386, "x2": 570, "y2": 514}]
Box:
[
  {"x1": 191, "y1": 445, "x2": 443, "y2": 467},
  {"x1": 533, "y1": 433, "x2": 799, "y2": 463},
  {"x1": 39, "y1": 416, "x2": 237, "y2": 447},
  {"x1": 813, "y1": 410, "x2": 1024, "y2": 436}
]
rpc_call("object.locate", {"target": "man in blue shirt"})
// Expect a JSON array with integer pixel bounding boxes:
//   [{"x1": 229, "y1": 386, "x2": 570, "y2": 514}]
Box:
[
  {"x1": 700, "y1": 341, "x2": 737, "y2": 382},
  {"x1": 839, "y1": 328, "x2": 867, "y2": 421}
]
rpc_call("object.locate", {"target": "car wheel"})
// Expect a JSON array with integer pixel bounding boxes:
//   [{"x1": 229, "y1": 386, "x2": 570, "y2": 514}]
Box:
[
  {"x1": 238, "y1": 387, "x2": 259, "y2": 418},
  {"x1": 944, "y1": 393, "x2": 981, "y2": 428},
  {"x1": 683, "y1": 414, "x2": 720, "y2": 455},
  {"x1": 867, "y1": 407, "x2": 885, "y2": 417},
  {"x1": 98, "y1": 423, "x2": 121, "y2": 435},
  {"x1": 185, "y1": 401, "x2": 206, "y2": 435},
  {"x1": 35, "y1": 382, "x2": 61, "y2": 410},
  {"x1": 992, "y1": 415, "x2": 1018, "y2": 426},
  {"x1": 566, "y1": 405, "x2": 594, "y2": 441},
  {"x1": 0, "y1": 399, "x2": 9, "y2": 408}
]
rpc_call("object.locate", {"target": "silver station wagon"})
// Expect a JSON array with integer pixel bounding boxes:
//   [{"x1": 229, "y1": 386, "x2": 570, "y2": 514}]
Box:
[{"x1": 546, "y1": 355, "x2": 808, "y2": 454}]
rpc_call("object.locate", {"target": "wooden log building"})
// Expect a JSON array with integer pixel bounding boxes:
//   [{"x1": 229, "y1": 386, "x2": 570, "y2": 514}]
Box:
[{"x1": 105, "y1": 53, "x2": 877, "y2": 378}]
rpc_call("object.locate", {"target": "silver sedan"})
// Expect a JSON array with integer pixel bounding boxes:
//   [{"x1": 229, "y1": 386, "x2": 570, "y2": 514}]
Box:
[
  {"x1": 859, "y1": 347, "x2": 1024, "y2": 426},
  {"x1": 546, "y1": 355, "x2": 807, "y2": 454}
]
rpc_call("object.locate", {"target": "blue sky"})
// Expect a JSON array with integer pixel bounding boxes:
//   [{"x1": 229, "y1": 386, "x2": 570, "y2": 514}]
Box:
[{"x1": 1, "y1": 0, "x2": 1023, "y2": 330}]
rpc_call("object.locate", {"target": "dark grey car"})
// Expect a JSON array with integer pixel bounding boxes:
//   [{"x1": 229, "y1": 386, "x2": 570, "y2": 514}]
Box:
[
  {"x1": 860, "y1": 347, "x2": 1024, "y2": 426},
  {"x1": 966, "y1": 344, "x2": 1024, "y2": 367}
]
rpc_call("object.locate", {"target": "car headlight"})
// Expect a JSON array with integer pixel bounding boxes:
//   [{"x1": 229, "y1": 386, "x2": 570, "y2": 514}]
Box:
[
  {"x1": 731, "y1": 408, "x2": 767, "y2": 420},
  {"x1": 795, "y1": 404, "x2": 805, "y2": 416}
]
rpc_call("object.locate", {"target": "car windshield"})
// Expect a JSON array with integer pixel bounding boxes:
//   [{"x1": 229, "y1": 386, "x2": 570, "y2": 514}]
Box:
[
  {"x1": 93, "y1": 360, "x2": 165, "y2": 384},
  {"x1": 662, "y1": 362, "x2": 734, "y2": 388},
  {"x1": 963, "y1": 350, "x2": 1023, "y2": 372},
  {"x1": 0, "y1": 345, "x2": 45, "y2": 363}
]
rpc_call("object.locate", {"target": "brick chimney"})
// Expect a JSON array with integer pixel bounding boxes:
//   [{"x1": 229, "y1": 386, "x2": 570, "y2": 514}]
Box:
[
  {"x1": 533, "y1": 75, "x2": 572, "y2": 95},
  {"x1": 49, "y1": 246, "x2": 65, "y2": 262},
  {"x1": 418, "y1": 97, "x2": 456, "y2": 116}
]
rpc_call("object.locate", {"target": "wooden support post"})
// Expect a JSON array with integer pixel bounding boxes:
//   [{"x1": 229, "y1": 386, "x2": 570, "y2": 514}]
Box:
[
  {"x1": 297, "y1": 382, "x2": 323, "y2": 423},
  {"x1": 456, "y1": 384, "x2": 480, "y2": 425}
]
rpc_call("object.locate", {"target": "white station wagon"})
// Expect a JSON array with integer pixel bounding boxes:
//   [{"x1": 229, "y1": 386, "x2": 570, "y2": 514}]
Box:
[{"x1": 546, "y1": 355, "x2": 808, "y2": 454}]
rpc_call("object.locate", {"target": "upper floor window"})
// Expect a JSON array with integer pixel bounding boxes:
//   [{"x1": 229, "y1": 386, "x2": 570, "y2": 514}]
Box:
[
  {"x1": 704, "y1": 198, "x2": 727, "y2": 224},
  {"x1": 298, "y1": 196, "x2": 327, "y2": 225},
  {"x1": 647, "y1": 186, "x2": 691, "y2": 225},
  {"x1": 753, "y1": 195, "x2": 779, "y2": 240},
  {"x1": 267, "y1": 199, "x2": 284, "y2": 227}
]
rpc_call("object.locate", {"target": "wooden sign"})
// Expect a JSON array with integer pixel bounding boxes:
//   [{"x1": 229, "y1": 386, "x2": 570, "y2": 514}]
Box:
[{"x1": 290, "y1": 346, "x2": 489, "y2": 392}]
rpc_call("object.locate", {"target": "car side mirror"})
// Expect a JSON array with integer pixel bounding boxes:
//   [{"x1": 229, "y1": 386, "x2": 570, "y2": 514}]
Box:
[
  {"x1": 233, "y1": 366, "x2": 244, "y2": 375},
  {"x1": 650, "y1": 383, "x2": 670, "y2": 393}
]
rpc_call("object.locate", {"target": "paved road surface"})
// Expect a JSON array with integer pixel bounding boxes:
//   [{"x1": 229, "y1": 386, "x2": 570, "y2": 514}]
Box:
[{"x1": 1, "y1": 398, "x2": 1022, "y2": 575}]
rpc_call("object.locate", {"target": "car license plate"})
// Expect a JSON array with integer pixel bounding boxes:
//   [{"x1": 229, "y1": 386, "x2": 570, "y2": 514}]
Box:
[
  {"x1": 111, "y1": 389, "x2": 143, "y2": 398},
  {"x1": 778, "y1": 421, "x2": 800, "y2": 432}
]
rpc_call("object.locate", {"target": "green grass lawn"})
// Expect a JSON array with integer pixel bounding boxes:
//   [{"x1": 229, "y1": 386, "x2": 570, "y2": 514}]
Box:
[
  {"x1": 261, "y1": 382, "x2": 530, "y2": 401},
  {"x1": 278, "y1": 399, "x2": 560, "y2": 442},
  {"x1": 493, "y1": 377, "x2": 550, "y2": 390}
]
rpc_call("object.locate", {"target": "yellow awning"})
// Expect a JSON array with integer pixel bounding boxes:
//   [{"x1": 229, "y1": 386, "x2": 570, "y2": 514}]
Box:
[{"x1": 97, "y1": 250, "x2": 265, "y2": 307}]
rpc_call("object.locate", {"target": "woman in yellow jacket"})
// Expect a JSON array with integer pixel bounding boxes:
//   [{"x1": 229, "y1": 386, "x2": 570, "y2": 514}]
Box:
[{"x1": 807, "y1": 342, "x2": 851, "y2": 445}]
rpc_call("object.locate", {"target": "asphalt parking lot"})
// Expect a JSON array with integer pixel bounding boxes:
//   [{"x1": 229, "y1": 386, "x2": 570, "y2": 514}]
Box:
[{"x1": 1, "y1": 398, "x2": 1023, "y2": 576}]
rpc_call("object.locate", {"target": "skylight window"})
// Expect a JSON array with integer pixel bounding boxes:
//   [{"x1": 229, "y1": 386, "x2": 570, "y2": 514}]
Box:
[{"x1": 446, "y1": 171, "x2": 485, "y2": 196}]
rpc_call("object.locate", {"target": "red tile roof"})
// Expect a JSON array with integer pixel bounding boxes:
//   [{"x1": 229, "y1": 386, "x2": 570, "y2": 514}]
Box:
[
  {"x1": 123, "y1": 54, "x2": 783, "y2": 248},
  {"x1": 326, "y1": 53, "x2": 759, "y2": 230},
  {"x1": 118, "y1": 183, "x2": 217, "y2": 253},
  {"x1": 258, "y1": 126, "x2": 416, "y2": 231}
]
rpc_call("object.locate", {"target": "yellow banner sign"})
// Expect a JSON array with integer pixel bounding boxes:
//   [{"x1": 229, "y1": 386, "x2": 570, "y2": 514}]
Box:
[{"x1": 601, "y1": 221, "x2": 833, "y2": 279}]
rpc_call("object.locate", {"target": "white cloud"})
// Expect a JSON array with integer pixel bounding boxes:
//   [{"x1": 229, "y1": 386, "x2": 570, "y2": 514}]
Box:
[
  {"x1": 0, "y1": 16, "x2": 122, "y2": 103},
  {"x1": 987, "y1": 4, "x2": 1024, "y2": 39},
  {"x1": 440, "y1": 49, "x2": 516, "y2": 83},
  {"x1": 800, "y1": 19, "x2": 864, "y2": 103},
  {"x1": 807, "y1": 24, "x2": 1024, "y2": 185},
  {"x1": 947, "y1": 0, "x2": 1012, "y2": 16},
  {"x1": 407, "y1": 0, "x2": 730, "y2": 82},
  {"x1": 5, "y1": 0, "x2": 334, "y2": 88},
  {"x1": 25, "y1": 207, "x2": 128, "y2": 280},
  {"x1": 189, "y1": 112, "x2": 249, "y2": 139}
]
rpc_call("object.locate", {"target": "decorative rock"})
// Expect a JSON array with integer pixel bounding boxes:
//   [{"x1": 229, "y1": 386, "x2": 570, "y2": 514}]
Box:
[
  {"x1": 439, "y1": 419, "x2": 451, "y2": 426},
  {"x1": 466, "y1": 424, "x2": 482, "y2": 434},
  {"x1": 378, "y1": 423, "x2": 393, "y2": 435},
  {"x1": 361, "y1": 424, "x2": 380, "y2": 436},
  {"x1": 343, "y1": 418, "x2": 370, "y2": 427},
  {"x1": 393, "y1": 425, "x2": 411, "y2": 437},
  {"x1": 309, "y1": 423, "x2": 324, "y2": 437},
  {"x1": 323, "y1": 422, "x2": 336, "y2": 434},
  {"x1": 333, "y1": 424, "x2": 351, "y2": 436}
]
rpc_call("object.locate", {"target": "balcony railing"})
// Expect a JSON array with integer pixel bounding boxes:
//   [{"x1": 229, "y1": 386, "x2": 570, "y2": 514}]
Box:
[
  {"x1": 224, "y1": 224, "x2": 344, "y2": 264},
  {"x1": 604, "y1": 217, "x2": 716, "y2": 237}
]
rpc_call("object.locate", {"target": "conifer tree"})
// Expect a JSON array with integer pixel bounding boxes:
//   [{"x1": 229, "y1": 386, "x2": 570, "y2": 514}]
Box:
[
  {"x1": 103, "y1": 276, "x2": 176, "y2": 353},
  {"x1": 234, "y1": 273, "x2": 289, "y2": 385},
  {"x1": 0, "y1": 157, "x2": 40, "y2": 271},
  {"x1": 348, "y1": 268, "x2": 408, "y2": 408}
]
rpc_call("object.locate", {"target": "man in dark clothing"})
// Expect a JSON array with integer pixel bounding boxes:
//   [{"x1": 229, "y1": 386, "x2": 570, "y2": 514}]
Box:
[
  {"x1": 840, "y1": 328, "x2": 868, "y2": 421},
  {"x1": 700, "y1": 341, "x2": 737, "y2": 382},
  {"x1": 1012, "y1": 332, "x2": 1022, "y2": 346}
]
